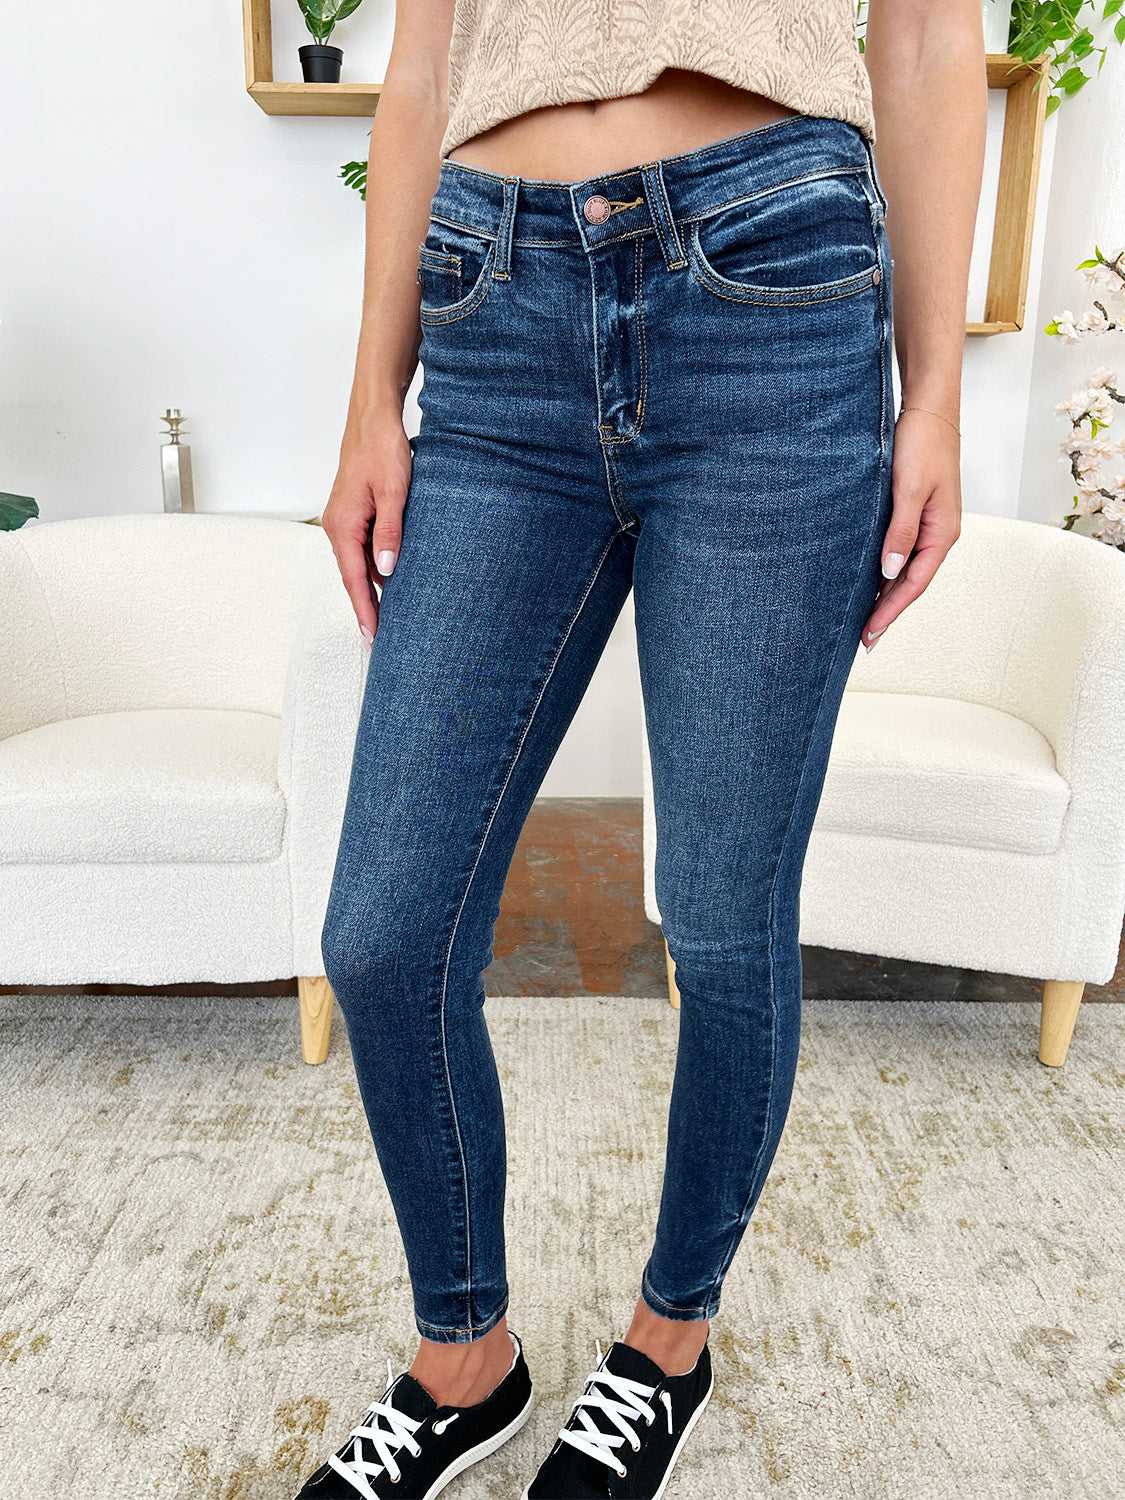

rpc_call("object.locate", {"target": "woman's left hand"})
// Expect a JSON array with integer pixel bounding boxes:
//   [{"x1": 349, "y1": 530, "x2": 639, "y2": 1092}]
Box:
[{"x1": 861, "y1": 406, "x2": 962, "y2": 651}]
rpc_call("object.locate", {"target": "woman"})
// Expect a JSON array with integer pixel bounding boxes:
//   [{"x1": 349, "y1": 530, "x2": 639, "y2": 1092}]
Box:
[{"x1": 302, "y1": 2, "x2": 986, "y2": 1496}]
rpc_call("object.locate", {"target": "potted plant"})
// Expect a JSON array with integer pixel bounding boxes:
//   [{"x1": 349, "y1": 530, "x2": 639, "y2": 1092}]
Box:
[
  {"x1": 298, "y1": 0, "x2": 366, "y2": 84},
  {"x1": 0, "y1": 491, "x2": 38, "y2": 530}
]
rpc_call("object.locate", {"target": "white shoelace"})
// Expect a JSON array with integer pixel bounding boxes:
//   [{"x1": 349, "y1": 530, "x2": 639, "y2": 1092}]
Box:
[
  {"x1": 557, "y1": 1340, "x2": 667, "y2": 1479},
  {"x1": 328, "y1": 1357, "x2": 425, "y2": 1498}
]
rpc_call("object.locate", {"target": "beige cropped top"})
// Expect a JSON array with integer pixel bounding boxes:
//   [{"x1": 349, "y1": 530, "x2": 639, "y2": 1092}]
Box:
[{"x1": 440, "y1": 0, "x2": 877, "y2": 160}]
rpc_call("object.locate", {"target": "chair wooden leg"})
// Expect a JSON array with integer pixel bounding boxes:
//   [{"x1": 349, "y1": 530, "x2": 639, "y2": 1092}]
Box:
[
  {"x1": 298, "y1": 975, "x2": 334, "y2": 1064},
  {"x1": 1038, "y1": 979, "x2": 1084, "y2": 1067},
  {"x1": 665, "y1": 938, "x2": 680, "y2": 1010}
]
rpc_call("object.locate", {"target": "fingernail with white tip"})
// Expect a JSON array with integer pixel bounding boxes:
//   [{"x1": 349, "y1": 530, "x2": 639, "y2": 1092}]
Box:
[
  {"x1": 865, "y1": 627, "x2": 886, "y2": 653},
  {"x1": 360, "y1": 625, "x2": 373, "y2": 649},
  {"x1": 881, "y1": 552, "x2": 905, "y2": 579},
  {"x1": 377, "y1": 549, "x2": 397, "y2": 576}
]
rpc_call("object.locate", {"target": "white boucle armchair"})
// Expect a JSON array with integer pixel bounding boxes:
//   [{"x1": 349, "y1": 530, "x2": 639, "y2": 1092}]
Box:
[
  {"x1": 642, "y1": 511, "x2": 1125, "y2": 1067},
  {"x1": 0, "y1": 513, "x2": 366, "y2": 1062}
]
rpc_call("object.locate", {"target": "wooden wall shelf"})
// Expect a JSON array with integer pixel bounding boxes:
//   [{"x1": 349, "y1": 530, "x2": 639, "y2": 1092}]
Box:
[
  {"x1": 967, "y1": 53, "x2": 1051, "y2": 336},
  {"x1": 242, "y1": 0, "x2": 381, "y2": 116},
  {"x1": 241, "y1": 13, "x2": 1050, "y2": 338}
]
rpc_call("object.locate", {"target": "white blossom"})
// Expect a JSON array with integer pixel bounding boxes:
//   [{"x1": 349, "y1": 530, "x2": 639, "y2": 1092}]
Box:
[
  {"x1": 1068, "y1": 489, "x2": 1101, "y2": 517},
  {"x1": 1050, "y1": 248, "x2": 1125, "y2": 551},
  {"x1": 1056, "y1": 390, "x2": 1093, "y2": 420},
  {"x1": 1092, "y1": 511, "x2": 1125, "y2": 545},
  {"x1": 1088, "y1": 388, "x2": 1115, "y2": 425}
]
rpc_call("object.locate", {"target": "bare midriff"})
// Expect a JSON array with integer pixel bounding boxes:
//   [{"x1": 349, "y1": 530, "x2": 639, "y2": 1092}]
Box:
[{"x1": 444, "y1": 67, "x2": 799, "y2": 181}]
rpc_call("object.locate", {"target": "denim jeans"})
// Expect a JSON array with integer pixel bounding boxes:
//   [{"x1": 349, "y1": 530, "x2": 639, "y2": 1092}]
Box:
[{"x1": 321, "y1": 113, "x2": 895, "y2": 1344}]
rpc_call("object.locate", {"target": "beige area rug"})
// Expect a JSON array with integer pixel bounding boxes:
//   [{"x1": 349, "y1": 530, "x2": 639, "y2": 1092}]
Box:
[{"x1": 1, "y1": 993, "x2": 1122, "y2": 1500}]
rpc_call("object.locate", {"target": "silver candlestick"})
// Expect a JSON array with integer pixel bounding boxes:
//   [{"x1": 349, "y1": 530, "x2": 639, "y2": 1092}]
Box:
[{"x1": 160, "y1": 408, "x2": 196, "y2": 513}]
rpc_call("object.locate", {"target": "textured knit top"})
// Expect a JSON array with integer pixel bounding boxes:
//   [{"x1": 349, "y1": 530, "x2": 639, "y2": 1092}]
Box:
[{"x1": 439, "y1": 0, "x2": 876, "y2": 160}]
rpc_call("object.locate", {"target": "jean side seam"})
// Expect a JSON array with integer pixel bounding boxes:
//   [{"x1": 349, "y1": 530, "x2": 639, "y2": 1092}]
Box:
[
  {"x1": 700, "y1": 409, "x2": 888, "y2": 1312},
  {"x1": 435, "y1": 524, "x2": 630, "y2": 1332}
]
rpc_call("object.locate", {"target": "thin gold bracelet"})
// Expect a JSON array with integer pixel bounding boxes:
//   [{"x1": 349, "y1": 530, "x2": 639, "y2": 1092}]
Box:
[{"x1": 900, "y1": 405, "x2": 961, "y2": 436}]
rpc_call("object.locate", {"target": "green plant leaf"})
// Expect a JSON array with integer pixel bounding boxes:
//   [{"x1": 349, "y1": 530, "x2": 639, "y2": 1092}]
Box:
[
  {"x1": 328, "y1": 0, "x2": 366, "y2": 24},
  {"x1": 0, "y1": 491, "x2": 38, "y2": 530},
  {"x1": 298, "y1": 0, "x2": 331, "y2": 42},
  {"x1": 1069, "y1": 25, "x2": 1096, "y2": 57},
  {"x1": 1059, "y1": 63, "x2": 1090, "y2": 91},
  {"x1": 340, "y1": 159, "x2": 367, "y2": 199}
]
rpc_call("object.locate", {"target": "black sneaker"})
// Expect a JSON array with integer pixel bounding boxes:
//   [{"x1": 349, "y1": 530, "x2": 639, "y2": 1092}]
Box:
[
  {"x1": 521, "y1": 1338, "x2": 713, "y2": 1499},
  {"x1": 295, "y1": 1328, "x2": 534, "y2": 1499}
]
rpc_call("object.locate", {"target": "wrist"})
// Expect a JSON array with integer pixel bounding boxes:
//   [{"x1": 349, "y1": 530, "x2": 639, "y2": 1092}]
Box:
[
  {"x1": 899, "y1": 403, "x2": 961, "y2": 437},
  {"x1": 899, "y1": 367, "x2": 961, "y2": 423},
  {"x1": 345, "y1": 387, "x2": 407, "y2": 434},
  {"x1": 341, "y1": 403, "x2": 408, "y2": 460}
]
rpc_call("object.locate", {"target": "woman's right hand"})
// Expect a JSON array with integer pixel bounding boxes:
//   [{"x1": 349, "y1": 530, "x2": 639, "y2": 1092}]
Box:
[
  {"x1": 318, "y1": 0, "x2": 455, "y2": 644},
  {"x1": 321, "y1": 415, "x2": 414, "y2": 649}
]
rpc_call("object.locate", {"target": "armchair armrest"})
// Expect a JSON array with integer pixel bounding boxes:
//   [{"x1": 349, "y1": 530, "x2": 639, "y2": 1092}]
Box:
[
  {"x1": 1002, "y1": 535, "x2": 1125, "y2": 975},
  {"x1": 279, "y1": 574, "x2": 368, "y2": 975},
  {"x1": 0, "y1": 532, "x2": 67, "y2": 740}
]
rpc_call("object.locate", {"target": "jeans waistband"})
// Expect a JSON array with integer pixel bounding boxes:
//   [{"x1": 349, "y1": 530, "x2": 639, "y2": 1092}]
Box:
[{"x1": 430, "y1": 113, "x2": 884, "y2": 274}]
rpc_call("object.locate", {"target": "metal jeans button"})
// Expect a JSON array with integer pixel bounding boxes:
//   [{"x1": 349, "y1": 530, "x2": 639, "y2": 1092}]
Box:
[{"x1": 583, "y1": 194, "x2": 611, "y2": 225}]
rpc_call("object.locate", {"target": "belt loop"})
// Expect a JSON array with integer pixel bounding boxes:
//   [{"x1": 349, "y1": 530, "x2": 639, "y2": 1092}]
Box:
[
  {"x1": 493, "y1": 175, "x2": 519, "y2": 279},
  {"x1": 640, "y1": 160, "x2": 687, "y2": 271},
  {"x1": 860, "y1": 135, "x2": 888, "y2": 217}
]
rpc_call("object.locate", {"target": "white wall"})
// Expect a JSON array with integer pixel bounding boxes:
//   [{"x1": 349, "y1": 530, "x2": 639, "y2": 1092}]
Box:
[
  {"x1": 0, "y1": 1, "x2": 394, "y2": 524},
  {"x1": 2, "y1": 5, "x2": 1117, "y2": 796},
  {"x1": 1020, "y1": 43, "x2": 1125, "y2": 526},
  {"x1": 959, "y1": 95, "x2": 1059, "y2": 517}
]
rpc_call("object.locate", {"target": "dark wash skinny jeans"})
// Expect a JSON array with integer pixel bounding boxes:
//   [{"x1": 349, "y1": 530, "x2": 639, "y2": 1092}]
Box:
[{"x1": 321, "y1": 114, "x2": 895, "y2": 1344}]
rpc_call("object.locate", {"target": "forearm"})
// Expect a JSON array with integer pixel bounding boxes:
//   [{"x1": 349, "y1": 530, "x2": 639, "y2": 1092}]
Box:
[
  {"x1": 863, "y1": 1, "x2": 988, "y2": 422},
  {"x1": 344, "y1": 82, "x2": 447, "y2": 443}
]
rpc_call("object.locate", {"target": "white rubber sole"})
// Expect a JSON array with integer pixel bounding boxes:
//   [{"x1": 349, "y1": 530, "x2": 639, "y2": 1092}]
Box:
[
  {"x1": 424, "y1": 1388, "x2": 535, "y2": 1500},
  {"x1": 650, "y1": 1370, "x2": 714, "y2": 1500},
  {"x1": 517, "y1": 1371, "x2": 714, "y2": 1500}
]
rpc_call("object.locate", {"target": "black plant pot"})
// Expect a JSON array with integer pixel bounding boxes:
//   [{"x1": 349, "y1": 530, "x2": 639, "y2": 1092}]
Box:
[{"x1": 299, "y1": 44, "x2": 343, "y2": 83}]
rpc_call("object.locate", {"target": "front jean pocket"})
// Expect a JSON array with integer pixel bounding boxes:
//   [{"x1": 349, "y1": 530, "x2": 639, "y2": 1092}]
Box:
[
  {"x1": 417, "y1": 217, "x2": 497, "y2": 324},
  {"x1": 686, "y1": 168, "x2": 881, "y2": 306}
]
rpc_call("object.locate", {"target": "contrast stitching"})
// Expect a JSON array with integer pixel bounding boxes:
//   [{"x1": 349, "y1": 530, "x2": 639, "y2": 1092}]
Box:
[
  {"x1": 600, "y1": 441, "x2": 640, "y2": 531},
  {"x1": 594, "y1": 241, "x2": 648, "y2": 449},
  {"x1": 427, "y1": 212, "x2": 499, "y2": 240},
  {"x1": 651, "y1": 160, "x2": 688, "y2": 269},
  {"x1": 634, "y1": 235, "x2": 649, "y2": 428},
  {"x1": 416, "y1": 1298, "x2": 509, "y2": 1339},
  {"x1": 492, "y1": 176, "x2": 518, "y2": 281},
  {"x1": 435, "y1": 525, "x2": 629, "y2": 1329},
  {"x1": 687, "y1": 228, "x2": 878, "y2": 306},
  {"x1": 641, "y1": 1269, "x2": 711, "y2": 1319},
  {"x1": 420, "y1": 241, "x2": 498, "y2": 324},
  {"x1": 643, "y1": 165, "x2": 675, "y2": 270},
  {"x1": 678, "y1": 166, "x2": 867, "y2": 229},
  {"x1": 419, "y1": 246, "x2": 461, "y2": 273}
]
